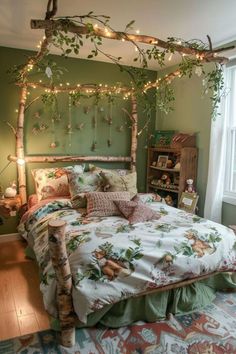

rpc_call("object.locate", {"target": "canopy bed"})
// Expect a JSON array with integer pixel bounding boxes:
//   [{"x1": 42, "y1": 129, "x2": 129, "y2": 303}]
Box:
[{"x1": 6, "y1": 0, "x2": 236, "y2": 347}]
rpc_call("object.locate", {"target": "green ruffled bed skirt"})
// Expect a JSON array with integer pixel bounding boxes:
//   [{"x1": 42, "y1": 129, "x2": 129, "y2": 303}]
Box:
[{"x1": 50, "y1": 273, "x2": 236, "y2": 330}]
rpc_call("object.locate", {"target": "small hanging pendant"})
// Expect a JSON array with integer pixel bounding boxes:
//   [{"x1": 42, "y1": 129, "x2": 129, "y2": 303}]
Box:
[
  {"x1": 34, "y1": 111, "x2": 41, "y2": 119},
  {"x1": 83, "y1": 106, "x2": 90, "y2": 114},
  {"x1": 107, "y1": 139, "x2": 112, "y2": 147},
  {"x1": 117, "y1": 125, "x2": 124, "y2": 132},
  {"x1": 91, "y1": 141, "x2": 97, "y2": 151},
  {"x1": 76, "y1": 122, "x2": 85, "y2": 131},
  {"x1": 50, "y1": 141, "x2": 58, "y2": 148}
]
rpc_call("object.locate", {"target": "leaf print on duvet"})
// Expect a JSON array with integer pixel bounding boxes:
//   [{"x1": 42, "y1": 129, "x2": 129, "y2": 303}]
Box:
[
  {"x1": 155, "y1": 223, "x2": 178, "y2": 233},
  {"x1": 175, "y1": 229, "x2": 221, "y2": 258},
  {"x1": 81, "y1": 241, "x2": 143, "y2": 282},
  {"x1": 66, "y1": 231, "x2": 91, "y2": 253}
]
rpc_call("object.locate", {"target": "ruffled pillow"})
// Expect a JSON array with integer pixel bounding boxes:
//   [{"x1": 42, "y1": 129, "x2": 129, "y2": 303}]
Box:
[
  {"x1": 31, "y1": 165, "x2": 84, "y2": 201},
  {"x1": 114, "y1": 199, "x2": 161, "y2": 224},
  {"x1": 86, "y1": 191, "x2": 131, "y2": 217}
]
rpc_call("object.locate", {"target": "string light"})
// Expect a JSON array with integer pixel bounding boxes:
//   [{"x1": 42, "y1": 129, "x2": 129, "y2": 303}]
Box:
[
  {"x1": 136, "y1": 30, "x2": 140, "y2": 34},
  {"x1": 168, "y1": 53, "x2": 173, "y2": 61}
]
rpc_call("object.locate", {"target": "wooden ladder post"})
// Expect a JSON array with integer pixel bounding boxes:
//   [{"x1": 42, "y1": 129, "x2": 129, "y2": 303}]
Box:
[{"x1": 48, "y1": 219, "x2": 75, "y2": 347}]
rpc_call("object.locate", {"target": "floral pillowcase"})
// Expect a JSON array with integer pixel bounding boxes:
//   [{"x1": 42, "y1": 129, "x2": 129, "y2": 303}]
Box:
[
  {"x1": 31, "y1": 165, "x2": 84, "y2": 201},
  {"x1": 67, "y1": 170, "x2": 103, "y2": 208}
]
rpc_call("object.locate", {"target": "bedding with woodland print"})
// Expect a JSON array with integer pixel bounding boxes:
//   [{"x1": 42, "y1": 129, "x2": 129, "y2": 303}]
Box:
[{"x1": 19, "y1": 197, "x2": 236, "y2": 324}]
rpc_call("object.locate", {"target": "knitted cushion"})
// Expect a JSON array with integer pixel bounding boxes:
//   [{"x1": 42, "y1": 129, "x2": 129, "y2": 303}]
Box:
[{"x1": 86, "y1": 192, "x2": 131, "y2": 217}]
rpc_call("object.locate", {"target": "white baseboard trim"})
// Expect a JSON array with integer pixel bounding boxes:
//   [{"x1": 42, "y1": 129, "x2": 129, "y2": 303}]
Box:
[{"x1": 0, "y1": 233, "x2": 21, "y2": 243}]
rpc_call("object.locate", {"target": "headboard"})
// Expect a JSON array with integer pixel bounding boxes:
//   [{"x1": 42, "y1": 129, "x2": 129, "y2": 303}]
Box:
[{"x1": 8, "y1": 86, "x2": 138, "y2": 204}]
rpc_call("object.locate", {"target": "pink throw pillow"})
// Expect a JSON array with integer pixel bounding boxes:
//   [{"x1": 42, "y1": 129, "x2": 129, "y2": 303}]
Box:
[
  {"x1": 114, "y1": 199, "x2": 161, "y2": 224},
  {"x1": 86, "y1": 192, "x2": 131, "y2": 217}
]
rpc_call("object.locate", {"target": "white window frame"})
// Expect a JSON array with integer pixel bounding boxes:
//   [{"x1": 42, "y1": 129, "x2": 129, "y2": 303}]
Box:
[
  {"x1": 224, "y1": 127, "x2": 236, "y2": 205},
  {"x1": 223, "y1": 64, "x2": 236, "y2": 206}
]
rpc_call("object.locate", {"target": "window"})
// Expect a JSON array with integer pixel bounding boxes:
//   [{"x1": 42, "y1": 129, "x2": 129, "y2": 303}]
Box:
[{"x1": 224, "y1": 64, "x2": 236, "y2": 205}]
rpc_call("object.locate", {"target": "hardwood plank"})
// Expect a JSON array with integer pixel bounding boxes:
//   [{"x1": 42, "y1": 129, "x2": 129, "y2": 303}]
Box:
[
  {"x1": 0, "y1": 241, "x2": 51, "y2": 338},
  {"x1": 10, "y1": 261, "x2": 42, "y2": 316},
  {"x1": 18, "y1": 313, "x2": 39, "y2": 336},
  {"x1": 0, "y1": 312, "x2": 20, "y2": 340},
  {"x1": 0, "y1": 273, "x2": 15, "y2": 313}
]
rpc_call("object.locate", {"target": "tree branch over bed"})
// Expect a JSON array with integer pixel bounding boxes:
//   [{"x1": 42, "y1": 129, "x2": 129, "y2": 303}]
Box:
[{"x1": 30, "y1": 19, "x2": 232, "y2": 64}]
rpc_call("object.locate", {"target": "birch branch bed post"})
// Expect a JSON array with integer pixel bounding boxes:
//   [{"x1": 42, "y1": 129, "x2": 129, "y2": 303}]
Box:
[
  {"x1": 16, "y1": 86, "x2": 27, "y2": 204},
  {"x1": 48, "y1": 219, "x2": 75, "y2": 347},
  {"x1": 130, "y1": 95, "x2": 138, "y2": 172}
]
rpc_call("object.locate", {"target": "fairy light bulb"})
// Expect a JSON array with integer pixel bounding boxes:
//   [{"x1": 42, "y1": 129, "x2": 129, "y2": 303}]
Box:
[
  {"x1": 168, "y1": 53, "x2": 173, "y2": 61},
  {"x1": 136, "y1": 29, "x2": 140, "y2": 34}
]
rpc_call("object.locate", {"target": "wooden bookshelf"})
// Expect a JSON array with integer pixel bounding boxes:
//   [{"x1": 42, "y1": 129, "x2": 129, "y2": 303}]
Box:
[{"x1": 147, "y1": 147, "x2": 198, "y2": 207}]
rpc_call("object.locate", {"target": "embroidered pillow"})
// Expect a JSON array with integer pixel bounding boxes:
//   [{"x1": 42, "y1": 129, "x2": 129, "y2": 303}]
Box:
[
  {"x1": 68, "y1": 170, "x2": 103, "y2": 208},
  {"x1": 31, "y1": 165, "x2": 84, "y2": 201},
  {"x1": 100, "y1": 171, "x2": 137, "y2": 197},
  {"x1": 114, "y1": 199, "x2": 161, "y2": 224},
  {"x1": 86, "y1": 192, "x2": 131, "y2": 217},
  {"x1": 89, "y1": 164, "x2": 130, "y2": 176}
]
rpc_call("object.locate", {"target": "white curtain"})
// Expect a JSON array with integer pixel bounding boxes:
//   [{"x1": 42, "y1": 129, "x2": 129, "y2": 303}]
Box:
[{"x1": 204, "y1": 67, "x2": 228, "y2": 223}]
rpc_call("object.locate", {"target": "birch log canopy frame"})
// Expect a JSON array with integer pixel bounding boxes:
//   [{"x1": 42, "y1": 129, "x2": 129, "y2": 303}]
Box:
[
  {"x1": 9, "y1": 0, "x2": 232, "y2": 204},
  {"x1": 7, "y1": 0, "x2": 235, "y2": 346}
]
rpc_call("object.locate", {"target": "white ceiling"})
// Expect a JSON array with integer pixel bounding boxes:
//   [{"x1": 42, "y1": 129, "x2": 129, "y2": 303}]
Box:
[{"x1": 0, "y1": 0, "x2": 236, "y2": 70}]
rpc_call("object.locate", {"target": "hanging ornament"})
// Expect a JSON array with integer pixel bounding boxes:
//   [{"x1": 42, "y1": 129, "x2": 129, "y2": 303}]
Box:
[
  {"x1": 116, "y1": 125, "x2": 124, "y2": 132},
  {"x1": 83, "y1": 106, "x2": 90, "y2": 114},
  {"x1": 99, "y1": 106, "x2": 104, "y2": 113},
  {"x1": 92, "y1": 103, "x2": 98, "y2": 151},
  {"x1": 107, "y1": 100, "x2": 113, "y2": 147},
  {"x1": 45, "y1": 66, "x2": 53, "y2": 78},
  {"x1": 91, "y1": 141, "x2": 97, "y2": 151},
  {"x1": 49, "y1": 141, "x2": 59, "y2": 148},
  {"x1": 76, "y1": 122, "x2": 85, "y2": 131},
  {"x1": 67, "y1": 95, "x2": 73, "y2": 147},
  {"x1": 34, "y1": 111, "x2": 41, "y2": 119},
  {"x1": 32, "y1": 122, "x2": 48, "y2": 135}
]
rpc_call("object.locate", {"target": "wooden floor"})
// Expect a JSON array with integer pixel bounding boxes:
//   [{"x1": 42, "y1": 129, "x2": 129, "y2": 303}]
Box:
[{"x1": 0, "y1": 240, "x2": 50, "y2": 341}]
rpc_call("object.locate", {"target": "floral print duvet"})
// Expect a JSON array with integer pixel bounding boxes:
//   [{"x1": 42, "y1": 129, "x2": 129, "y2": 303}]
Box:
[{"x1": 19, "y1": 199, "x2": 236, "y2": 323}]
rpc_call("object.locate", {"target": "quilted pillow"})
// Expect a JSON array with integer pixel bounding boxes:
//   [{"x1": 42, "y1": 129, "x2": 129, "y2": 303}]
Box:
[
  {"x1": 31, "y1": 165, "x2": 84, "y2": 201},
  {"x1": 114, "y1": 199, "x2": 161, "y2": 224},
  {"x1": 86, "y1": 191, "x2": 131, "y2": 217},
  {"x1": 100, "y1": 171, "x2": 137, "y2": 197},
  {"x1": 68, "y1": 170, "x2": 103, "y2": 208}
]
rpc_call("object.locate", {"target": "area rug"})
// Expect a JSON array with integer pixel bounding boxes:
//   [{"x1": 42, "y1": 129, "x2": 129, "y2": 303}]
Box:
[{"x1": 1, "y1": 292, "x2": 236, "y2": 354}]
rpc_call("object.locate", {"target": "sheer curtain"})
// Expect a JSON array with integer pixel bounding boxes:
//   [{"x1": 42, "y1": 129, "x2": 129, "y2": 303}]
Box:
[{"x1": 204, "y1": 67, "x2": 229, "y2": 223}]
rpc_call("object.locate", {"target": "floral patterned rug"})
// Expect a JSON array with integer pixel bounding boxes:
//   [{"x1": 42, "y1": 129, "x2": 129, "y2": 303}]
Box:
[{"x1": 1, "y1": 291, "x2": 236, "y2": 354}]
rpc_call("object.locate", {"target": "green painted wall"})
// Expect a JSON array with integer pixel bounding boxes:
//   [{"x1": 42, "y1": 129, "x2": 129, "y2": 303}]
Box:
[
  {"x1": 0, "y1": 46, "x2": 156, "y2": 235},
  {"x1": 157, "y1": 65, "x2": 236, "y2": 224}
]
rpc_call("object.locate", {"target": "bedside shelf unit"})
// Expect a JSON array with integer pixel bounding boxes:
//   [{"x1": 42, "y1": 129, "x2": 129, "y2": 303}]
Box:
[
  {"x1": 147, "y1": 147, "x2": 198, "y2": 206},
  {"x1": 0, "y1": 195, "x2": 22, "y2": 218}
]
